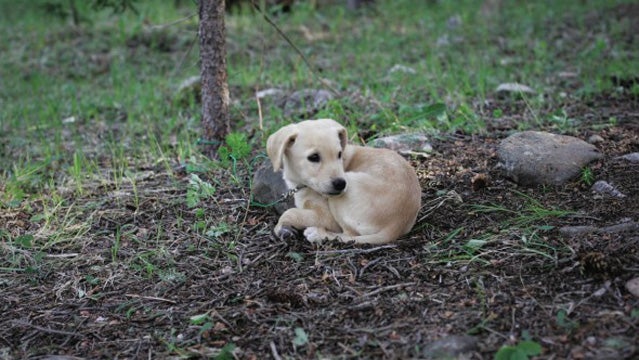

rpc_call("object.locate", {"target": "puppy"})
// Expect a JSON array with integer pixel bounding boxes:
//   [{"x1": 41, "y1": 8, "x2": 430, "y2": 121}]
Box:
[{"x1": 266, "y1": 119, "x2": 421, "y2": 244}]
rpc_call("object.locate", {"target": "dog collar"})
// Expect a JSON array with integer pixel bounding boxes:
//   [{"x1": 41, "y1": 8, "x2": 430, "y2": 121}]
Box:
[{"x1": 283, "y1": 185, "x2": 307, "y2": 200}]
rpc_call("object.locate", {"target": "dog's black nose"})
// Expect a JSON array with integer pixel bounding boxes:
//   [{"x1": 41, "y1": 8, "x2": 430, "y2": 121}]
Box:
[{"x1": 332, "y1": 178, "x2": 346, "y2": 192}]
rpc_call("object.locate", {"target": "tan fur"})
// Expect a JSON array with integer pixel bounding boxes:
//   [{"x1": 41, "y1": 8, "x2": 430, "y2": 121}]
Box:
[{"x1": 266, "y1": 119, "x2": 422, "y2": 244}]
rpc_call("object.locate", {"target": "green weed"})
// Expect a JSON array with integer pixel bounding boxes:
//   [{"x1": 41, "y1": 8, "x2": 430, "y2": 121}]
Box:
[
  {"x1": 580, "y1": 166, "x2": 595, "y2": 186},
  {"x1": 470, "y1": 191, "x2": 574, "y2": 230},
  {"x1": 495, "y1": 340, "x2": 542, "y2": 360},
  {"x1": 217, "y1": 132, "x2": 252, "y2": 167},
  {"x1": 185, "y1": 174, "x2": 217, "y2": 208},
  {"x1": 556, "y1": 309, "x2": 579, "y2": 331},
  {"x1": 111, "y1": 225, "x2": 122, "y2": 263},
  {"x1": 292, "y1": 327, "x2": 309, "y2": 347},
  {"x1": 465, "y1": 191, "x2": 575, "y2": 264}
]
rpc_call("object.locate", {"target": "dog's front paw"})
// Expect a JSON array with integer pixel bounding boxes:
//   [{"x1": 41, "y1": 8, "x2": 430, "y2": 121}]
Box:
[
  {"x1": 303, "y1": 227, "x2": 327, "y2": 243},
  {"x1": 275, "y1": 225, "x2": 299, "y2": 241}
]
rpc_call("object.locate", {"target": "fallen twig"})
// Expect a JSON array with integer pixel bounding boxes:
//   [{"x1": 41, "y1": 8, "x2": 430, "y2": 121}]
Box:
[
  {"x1": 125, "y1": 294, "x2": 176, "y2": 304},
  {"x1": 12, "y1": 320, "x2": 82, "y2": 338},
  {"x1": 362, "y1": 282, "x2": 416, "y2": 298}
]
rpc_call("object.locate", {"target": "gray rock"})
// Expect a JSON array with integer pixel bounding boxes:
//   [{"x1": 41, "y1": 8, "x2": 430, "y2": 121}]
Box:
[
  {"x1": 559, "y1": 221, "x2": 638, "y2": 238},
  {"x1": 497, "y1": 131, "x2": 602, "y2": 186},
  {"x1": 495, "y1": 82, "x2": 536, "y2": 96},
  {"x1": 251, "y1": 159, "x2": 294, "y2": 215},
  {"x1": 284, "y1": 89, "x2": 334, "y2": 117},
  {"x1": 256, "y1": 88, "x2": 288, "y2": 115},
  {"x1": 256, "y1": 88, "x2": 285, "y2": 99},
  {"x1": 422, "y1": 335, "x2": 478, "y2": 359},
  {"x1": 559, "y1": 225, "x2": 597, "y2": 237},
  {"x1": 626, "y1": 277, "x2": 639, "y2": 299},
  {"x1": 600, "y1": 221, "x2": 638, "y2": 234},
  {"x1": 435, "y1": 34, "x2": 464, "y2": 47},
  {"x1": 368, "y1": 134, "x2": 432, "y2": 155},
  {"x1": 591, "y1": 180, "x2": 626, "y2": 198},
  {"x1": 446, "y1": 14, "x2": 462, "y2": 29},
  {"x1": 618, "y1": 152, "x2": 639, "y2": 163},
  {"x1": 388, "y1": 64, "x2": 417, "y2": 75},
  {"x1": 588, "y1": 134, "x2": 604, "y2": 144}
]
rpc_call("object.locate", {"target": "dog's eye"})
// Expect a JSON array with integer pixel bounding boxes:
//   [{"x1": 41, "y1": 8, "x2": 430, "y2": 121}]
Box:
[
  {"x1": 338, "y1": 151, "x2": 342, "y2": 159},
  {"x1": 307, "y1": 153, "x2": 320, "y2": 163}
]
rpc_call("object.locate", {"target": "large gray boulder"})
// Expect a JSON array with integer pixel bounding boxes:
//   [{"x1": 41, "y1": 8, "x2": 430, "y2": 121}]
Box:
[{"x1": 497, "y1": 131, "x2": 602, "y2": 186}]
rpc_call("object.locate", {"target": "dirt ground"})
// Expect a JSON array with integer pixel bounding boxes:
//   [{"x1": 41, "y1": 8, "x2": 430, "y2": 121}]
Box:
[
  {"x1": 2, "y1": 88, "x2": 637, "y2": 359},
  {"x1": 2, "y1": 2, "x2": 639, "y2": 358}
]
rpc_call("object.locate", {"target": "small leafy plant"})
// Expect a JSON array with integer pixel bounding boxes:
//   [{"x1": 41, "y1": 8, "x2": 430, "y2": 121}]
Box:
[
  {"x1": 580, "y1": 166, "x2": 595, "y2": 186},
  {"x1": 494, "y1": 340, "x2": 542, "y2": 360},
  {"x1": 217, "y1": 132, "x2": 252, "y2": 168},
  {"x1": 185, "y1": 174, "x2": 216, "y2": 208},
  {"x1": 292, "y1": 327, "x2": 309, "y2": 348},
  {"x1": 556, "y1": 309, "x2": 579, "y2": 330}
]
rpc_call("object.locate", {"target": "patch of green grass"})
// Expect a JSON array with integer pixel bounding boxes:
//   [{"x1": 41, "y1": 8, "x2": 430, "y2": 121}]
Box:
[
  {"x1": 470, "y1": 191, "x2": 574, "y2": 230},
  {"x1": 462, "y1": 191, "x2": 576, "y2": 263},
  {"x1": 1, "y1": 0, "x2": 632, "y2": 184}
]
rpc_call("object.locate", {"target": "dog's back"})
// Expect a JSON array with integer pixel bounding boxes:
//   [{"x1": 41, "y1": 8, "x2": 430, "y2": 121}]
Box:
[{"x1": 332, "y1": 144, "x2": 421, "y2": 239}]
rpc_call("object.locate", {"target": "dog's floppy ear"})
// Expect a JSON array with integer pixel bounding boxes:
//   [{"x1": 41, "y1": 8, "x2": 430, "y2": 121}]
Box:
[
  {"x1": 337, "y1": 126, "x2": 348, "y2": 150},
  {"x1": 267, "y1": 124, "x2": 298, "y2": 171},
  {"x1": 322, "y1": 119, "x2": 348, "y2": 149}
]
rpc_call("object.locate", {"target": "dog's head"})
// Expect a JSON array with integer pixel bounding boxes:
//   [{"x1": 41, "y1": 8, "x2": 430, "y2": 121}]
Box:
[{"x1": 267, "y1": 119, "x2": 348, "y2": 196}]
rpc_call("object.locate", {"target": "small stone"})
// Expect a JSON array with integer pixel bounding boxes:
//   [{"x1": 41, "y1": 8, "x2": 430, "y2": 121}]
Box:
[
  {"x1": 591, "y1": 180, "x2": 626, "y2": 198},
  {"x1": 422, "y1": 335, "x2": 478, "y2": 358},
  {"x1": 368, "y1": 134, "x2": 432, "y2": 154},
  {"x1": 251, "y1": 159, "x2": 294, "y2": 215},
  {"x1": 600, "y1": 221, "x2": 638, "y2": 234},
  {"x1": 62, "y1": 116, "x2": 76, "y2": 124},
  {"x1": 284, "y1": 89, "x2": 334, "y2": 117},
  {"x1": 446, "y1": 14, "x2": 462, "y2": 29},
  {"x1": 625, "y1": 277, "x2": 639, "y2": 299},
  {"x1": 256, "y1": 88, "x2": 285, "y2": 99},
  {"x1": 592, "y1": 285, "x2": 607, "y2": 297},
  {"x1": 496, "y1": 82, "x2": 536, "y2": 95},
  {"x1": 497, "y1": 131, "x2": 602, "y2": 186},
  {"x1": 618, "y1": 152, "x2": 639, "y2": 163},
  {"x1": 388, "y1": 64, "x2": 417, "y2": 75},
  {"x1": 588, "y1": 134, "x2": 604, "y2": 144},
  {"x1": 558, "y1": 71, "x2": 579, "y2": 78},
  {"x1": 559, "y1": 225, "x2": 597, "y2": 237},
  {"x1": 435, "y1": 34, "x2": 464, "y2": 47}
]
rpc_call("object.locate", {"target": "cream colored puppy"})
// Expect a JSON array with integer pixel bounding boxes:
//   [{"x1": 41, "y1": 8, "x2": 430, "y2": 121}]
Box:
[{"x1": 267, "y1": 119, "x2": 421, "y2": 244}]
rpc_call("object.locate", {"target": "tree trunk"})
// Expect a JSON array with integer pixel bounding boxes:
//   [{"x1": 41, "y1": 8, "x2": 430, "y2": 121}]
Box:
[{"x1": 199, "y1": 0, "x2": 230, "y2": 157}]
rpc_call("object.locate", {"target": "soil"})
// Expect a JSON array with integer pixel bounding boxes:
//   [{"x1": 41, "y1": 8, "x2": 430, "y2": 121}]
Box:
[
  {"x1": 2, "y1": 3, "x2": 639, "y2": 359},
  {"x1": 1, "y1": 89, "x2": 637, "y2": 359}
]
